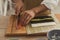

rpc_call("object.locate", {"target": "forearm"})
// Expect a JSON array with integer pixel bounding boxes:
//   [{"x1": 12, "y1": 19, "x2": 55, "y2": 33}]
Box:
[{"x1": 31, "y1": 4, "x2": 49, "y2": 14}]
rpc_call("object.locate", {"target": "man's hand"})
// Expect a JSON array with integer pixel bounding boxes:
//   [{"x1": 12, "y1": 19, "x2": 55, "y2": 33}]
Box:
[
  {"x1": 20, "y1": 10, "x2": 35, "y2": 26},
  {"x1": 13, "y1": 0, "x2": 24, "y2": 15}
]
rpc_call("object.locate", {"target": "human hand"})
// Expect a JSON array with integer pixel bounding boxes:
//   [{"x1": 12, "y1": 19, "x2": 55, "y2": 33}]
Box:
[
  {"x1": 13, "y1": 0, "x2": 24, "y2": 15},
  {"x1": 20, "y1": 10, "x2": 35, "y2": 26}
]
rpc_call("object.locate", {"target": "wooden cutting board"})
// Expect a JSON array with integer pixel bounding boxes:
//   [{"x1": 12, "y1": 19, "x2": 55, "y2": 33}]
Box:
[{"x1": 5, "y1": 15, "x2": 27, "y2": 36}]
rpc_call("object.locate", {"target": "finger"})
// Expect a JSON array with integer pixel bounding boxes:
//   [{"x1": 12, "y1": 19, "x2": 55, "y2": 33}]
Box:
[
  {"x1": 21, "y1": 13, "x2": 29, "y2": 25},
  {"x1": 20, "y1": 13, "x2": 27, "y2": 24},
  {"x1": 23, "y1": 13, "x2": 30, "y2": 25},
  {"x1": 20, "y1": 6, "x2": 25, "y2": 12},
  {"x1": 15, "y1": 6, "x2": 20, "y2": 15},
  {"x1": 23, "y1": 14, "x2": 30, "y2": 25},
  {"x1": 15, "y1": 8, "x2": 19, "y2": 15},
  {"x1": 20, "y1": 14, "x2": 25, "y2": 24},
  {"x1": 26, "y1": 16, "x2": 32, "y2": 24}
]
